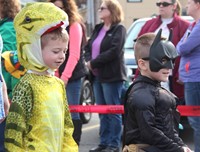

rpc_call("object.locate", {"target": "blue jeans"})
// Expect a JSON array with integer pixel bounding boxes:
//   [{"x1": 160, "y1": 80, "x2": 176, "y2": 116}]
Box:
[
  {"x1": 184, "y1": 82, "x2": 200, "y2": 152},
  {"x1": 93, "y1": 77, "x2": 123, "y2": 148},
  {"x1": 0, "y1": 120, "x2": 5, "y2": 152},
  {"x1": 66, "y1": 79, "x2": 82, "y2": 120}
]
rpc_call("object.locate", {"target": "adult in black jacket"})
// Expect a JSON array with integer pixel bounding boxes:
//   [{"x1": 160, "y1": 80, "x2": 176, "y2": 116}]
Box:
[{"x1": 84, "y1": 0, "x2": 126, "y2": 152}]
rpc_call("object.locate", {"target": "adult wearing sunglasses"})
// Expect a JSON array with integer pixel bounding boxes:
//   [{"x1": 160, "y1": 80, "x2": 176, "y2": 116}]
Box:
[
  {"x1": 84, "y1": 0, "x2": 127, "y2": 152},
  {"x1": 177, "y1": 0, "x2": 200, "y2": 152},
  {"x1": 135, "y1": 0, "x2": 190, "y2": 111}
]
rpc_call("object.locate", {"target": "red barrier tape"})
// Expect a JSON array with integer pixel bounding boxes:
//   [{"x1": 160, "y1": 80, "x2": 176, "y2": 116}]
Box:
[
  {"x1": 177, "y1": 106, "x2": 200, "y2": 116},
  {"x1": 69, "y1": 105, "x2": 124, "y2": 114},
  {"x1": 69, "y1": 105, "x2": 200, "y2": 116}
]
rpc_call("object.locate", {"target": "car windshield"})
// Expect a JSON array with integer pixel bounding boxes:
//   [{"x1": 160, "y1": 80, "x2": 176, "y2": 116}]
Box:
[{"x1": 124, "y1": 20, "x2": 146, "y2": 49}]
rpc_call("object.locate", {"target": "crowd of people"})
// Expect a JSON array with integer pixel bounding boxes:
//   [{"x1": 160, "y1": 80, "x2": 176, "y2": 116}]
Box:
[{"x1": 0, "y1": 0, "x2": 199, "y2": 152}]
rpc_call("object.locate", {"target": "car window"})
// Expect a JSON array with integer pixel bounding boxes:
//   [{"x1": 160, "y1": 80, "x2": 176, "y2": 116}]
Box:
[{"x1": 124, "y1": 20, "x2": 146, "y2": 49}]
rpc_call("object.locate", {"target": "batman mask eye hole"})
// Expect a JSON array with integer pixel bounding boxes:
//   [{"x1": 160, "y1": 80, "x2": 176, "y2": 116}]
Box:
[
  {"x1": 161, "y1": 58, "x2": 169, "y2": 64},
  {"x1": 25, "y1": 16, "x2": 31, "y2": 23}
]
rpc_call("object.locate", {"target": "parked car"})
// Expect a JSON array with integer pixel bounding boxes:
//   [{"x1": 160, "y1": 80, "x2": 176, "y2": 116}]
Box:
[{"x1": 123, "y1": 16, "x2": 194, "y2": 130}]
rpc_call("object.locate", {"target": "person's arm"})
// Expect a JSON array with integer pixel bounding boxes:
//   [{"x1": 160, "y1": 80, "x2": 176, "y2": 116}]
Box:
[
  {"x1": 177, "y1": 22, "x2": 200, "y2": 56},
  {"x1": 0, "y1": 75, "x2": 9, "y2": 123},
  {"x1": 90, "y1": 25, "x2": 126, "y2": 69},
  {"x1": 62, "y1": 93, "x2": 78, "y2": 151},
  {"x1": 4, "y1": 81, "x2": 33, "y2": 151},
  {"x1": 60, "y1": 22, "x2": 82, "y2": 85}
]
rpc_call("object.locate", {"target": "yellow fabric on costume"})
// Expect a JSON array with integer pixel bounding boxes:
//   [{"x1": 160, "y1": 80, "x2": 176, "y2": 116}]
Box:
[{"x1": 5, "y1": 73, "x2": 78, "y2": 152}]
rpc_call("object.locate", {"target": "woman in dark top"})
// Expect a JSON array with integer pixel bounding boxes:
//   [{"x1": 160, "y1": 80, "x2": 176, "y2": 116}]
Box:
[{"x1": 84, "y1": 0, "x2": 126, "y2": 152}]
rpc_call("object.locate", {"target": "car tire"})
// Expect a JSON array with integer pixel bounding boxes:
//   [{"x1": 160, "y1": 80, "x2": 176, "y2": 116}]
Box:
[{"x1": 80, "y1": 78, "x2": 95, "y2": 124}]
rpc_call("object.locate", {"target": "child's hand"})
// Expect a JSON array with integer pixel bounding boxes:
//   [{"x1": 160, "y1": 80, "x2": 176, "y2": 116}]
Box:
[
  {"x1": 62, "y1": 78, "x2": 68, "y2": 86},
  {"x1": 182, "y1": 146, "x2": 192, "y2": 152},
  {"x1": 176, "y1": 79, "x2": 184, "y2": 85},
  {"x1": 4, "y1": 98, "x2": 10, "y2": 117},
  {"x1": 0, "y1": 118, "x2": 5, "y2": 123},
  {"x1": 86, "y1": 61, "x2": 92, "y2": 71}
]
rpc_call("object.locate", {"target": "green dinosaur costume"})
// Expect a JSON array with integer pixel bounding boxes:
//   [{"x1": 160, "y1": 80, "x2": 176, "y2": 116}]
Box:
[{"x1": 5, "y1": 2, "x2": 78, "y2": 152}]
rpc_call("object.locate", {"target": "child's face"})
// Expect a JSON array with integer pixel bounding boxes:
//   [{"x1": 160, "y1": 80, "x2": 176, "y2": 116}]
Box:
[
  {"x1": 149, "y1": 68, "x2": 171, "y2": 82},
  {"x1": 142, "y1": 60, "x2": 171, "y2": 82},
  {"x1": 42, "y1": 38, "x2": 67, "y2": 70}
]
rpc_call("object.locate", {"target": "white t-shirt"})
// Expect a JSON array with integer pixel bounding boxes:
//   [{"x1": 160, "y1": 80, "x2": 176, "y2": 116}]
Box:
[{"x1": 155, "y1": 18, "x2": 173, "y2": 40}]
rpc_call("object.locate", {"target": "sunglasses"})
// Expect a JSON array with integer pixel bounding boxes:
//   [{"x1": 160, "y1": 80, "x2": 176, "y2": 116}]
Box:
[
  {"x1": 99, "y1": 7, "x2": 108, "y2": 11},
  {"x1": 156, "y1": 2, "x2": 173, "y2": 7}
]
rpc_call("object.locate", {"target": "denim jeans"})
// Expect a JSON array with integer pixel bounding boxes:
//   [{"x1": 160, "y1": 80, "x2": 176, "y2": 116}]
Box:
[
  {"x1": 0, "y1": 120, "x2": 5, "y2": 152},
  {"x1": 184, "y1": 82, "x2": 200, "y2": 152},
  {"x1": 66, "y1": 78, "x2": 82, "y2": 120},
  {"x1": 93, "y1": 77, "x2": 123, "y2": 148}
]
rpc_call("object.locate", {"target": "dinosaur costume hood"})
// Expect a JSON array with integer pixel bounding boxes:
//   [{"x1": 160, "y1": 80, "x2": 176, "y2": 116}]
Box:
[{"x1": 14, "y1": 2, "x2": 69, "y2": 73}]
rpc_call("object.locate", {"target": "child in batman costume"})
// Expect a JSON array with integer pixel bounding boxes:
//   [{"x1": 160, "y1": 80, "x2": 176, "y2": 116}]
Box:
[{"x1": 123, "y1": 29, "x2": 192, "y2": 152}]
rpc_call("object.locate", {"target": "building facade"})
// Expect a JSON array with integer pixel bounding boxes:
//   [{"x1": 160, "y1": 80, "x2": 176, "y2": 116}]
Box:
[{"x1": 118, "y1": 0, "x2": 188, "y2": 29}]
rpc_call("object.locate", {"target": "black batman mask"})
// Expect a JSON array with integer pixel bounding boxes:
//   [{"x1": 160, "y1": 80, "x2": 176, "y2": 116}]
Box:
[{"x1": 143, "y1": 29, "x2": 178, "y2": 72}]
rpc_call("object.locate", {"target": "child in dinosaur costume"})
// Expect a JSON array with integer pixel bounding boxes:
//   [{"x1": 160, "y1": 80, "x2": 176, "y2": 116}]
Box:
[{"x1": 4, "y1": 2, "x2": 78, "y2": 152}]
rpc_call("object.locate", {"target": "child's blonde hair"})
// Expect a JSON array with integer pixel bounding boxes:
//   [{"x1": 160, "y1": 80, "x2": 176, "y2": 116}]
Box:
[{"x1": 41, "y1": 27, "x2": 69, "y2": 49}]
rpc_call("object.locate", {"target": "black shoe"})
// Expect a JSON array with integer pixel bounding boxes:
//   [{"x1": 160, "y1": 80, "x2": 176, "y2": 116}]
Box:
[
  {"x1": 101, "y1": 147, "x2": 120, "y2": 152},
  {"x1": 89, "y1": 146, "x2": 107, "y2": 152}
]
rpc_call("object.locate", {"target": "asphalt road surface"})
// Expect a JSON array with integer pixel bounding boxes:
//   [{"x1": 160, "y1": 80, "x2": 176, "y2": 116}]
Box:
[{"x1": 79, "y1": 114, "x2": 194, "y2": 152}]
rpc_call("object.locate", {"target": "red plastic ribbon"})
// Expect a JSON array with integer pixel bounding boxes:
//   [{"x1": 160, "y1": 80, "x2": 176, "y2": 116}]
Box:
[
  {"x1": 177, "y1": 105, "x2": 200, "y2": 116},
  {"x1": 69, "y1": 105, "x2": 200, "y2": 116},
  {"x1": 69, "y1": 105, "x2": 124, "y2": 114}
]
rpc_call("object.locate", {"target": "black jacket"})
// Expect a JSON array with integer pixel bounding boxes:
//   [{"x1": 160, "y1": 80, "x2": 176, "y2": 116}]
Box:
[
  {"x1": 84, "y1": 23, "x2": 127, "y2": 82},
  {"x1": 124, "y1": 75, "x2": 185, "y2": 152}
]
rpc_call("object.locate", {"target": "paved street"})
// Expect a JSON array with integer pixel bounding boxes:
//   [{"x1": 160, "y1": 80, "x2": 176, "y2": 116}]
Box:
[{"x1": 79, "y1": 114, "x2": 194, "y2": 152}]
